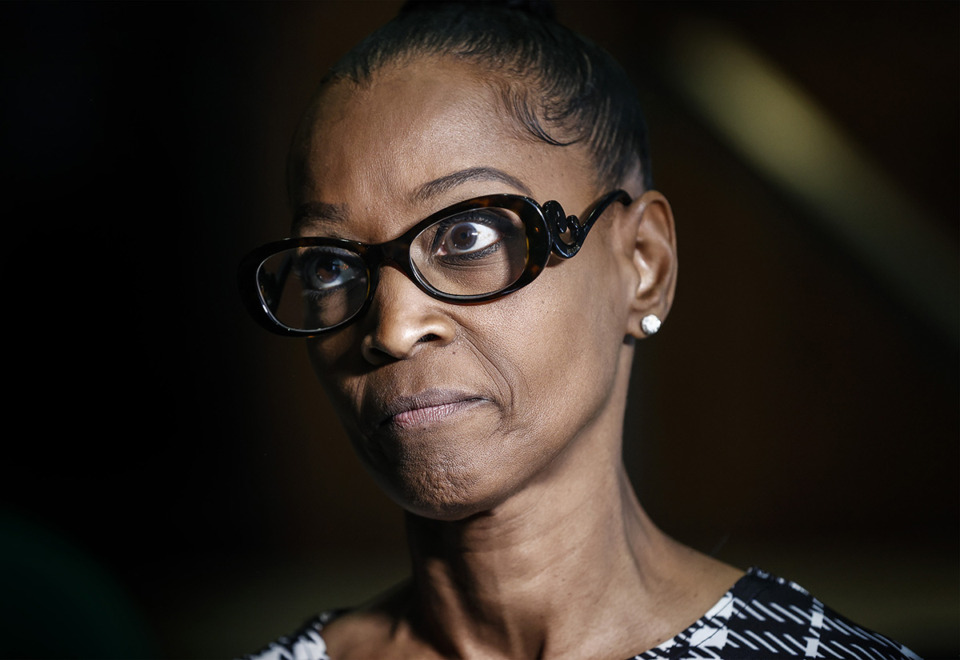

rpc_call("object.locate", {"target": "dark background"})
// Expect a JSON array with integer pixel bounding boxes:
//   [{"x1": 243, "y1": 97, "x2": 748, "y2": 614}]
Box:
[{"x1": 2, "y1": 1, "x2": 956, "y2": 658}]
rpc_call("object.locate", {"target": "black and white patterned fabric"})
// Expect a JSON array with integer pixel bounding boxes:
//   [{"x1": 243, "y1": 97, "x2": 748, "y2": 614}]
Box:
[
  {"x1": 244, "y1": 611, "x2": 335, "y2": 660},
  {"x1": 243, "y1": 568, "x2": 920, "y2": 660},
  {"x1": 631, "y1": 568, "x2": 919, "y2": 659}
]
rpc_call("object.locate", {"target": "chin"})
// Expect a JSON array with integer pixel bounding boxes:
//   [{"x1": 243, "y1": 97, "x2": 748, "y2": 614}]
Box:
[
  {"x1": 357, "y1": 446, "x2": 508, "y2": 522},
  {"x1": 379, "y1": 462, "x2": 493, "y2": 521},
  {"x1": 348, "y1": 413, "x2": 520, "y2": 520}
]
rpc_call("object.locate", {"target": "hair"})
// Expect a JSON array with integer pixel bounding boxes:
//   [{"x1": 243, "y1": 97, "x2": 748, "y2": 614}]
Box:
[{"x1": 314, "y1": 0, "x2": 653, "y2": 191}]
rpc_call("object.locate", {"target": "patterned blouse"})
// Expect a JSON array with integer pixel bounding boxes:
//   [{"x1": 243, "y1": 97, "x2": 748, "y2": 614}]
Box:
[{"x1": 244, "y1": 567, "x2": 921, "y2": 660}]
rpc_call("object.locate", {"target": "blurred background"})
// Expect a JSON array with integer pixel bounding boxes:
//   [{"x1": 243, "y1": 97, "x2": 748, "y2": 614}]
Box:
[{"x1": 1, "y1": 1, "x2": 956, "y2": 657}]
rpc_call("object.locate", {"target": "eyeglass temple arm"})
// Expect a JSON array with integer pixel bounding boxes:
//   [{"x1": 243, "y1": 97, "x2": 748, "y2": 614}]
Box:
[{"x1": 544, "y1": 189, "x2": 632, "y2": 258}]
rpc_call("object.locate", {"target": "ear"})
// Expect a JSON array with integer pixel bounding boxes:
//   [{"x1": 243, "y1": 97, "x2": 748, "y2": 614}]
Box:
[{"x1": 624, "y1": 190, "x2": 677, "y2": 339}]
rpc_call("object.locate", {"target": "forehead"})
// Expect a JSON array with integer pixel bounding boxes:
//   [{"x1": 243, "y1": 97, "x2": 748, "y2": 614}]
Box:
[{"x1": 290, "y1": 57, "x2": 594, "y2": 238}]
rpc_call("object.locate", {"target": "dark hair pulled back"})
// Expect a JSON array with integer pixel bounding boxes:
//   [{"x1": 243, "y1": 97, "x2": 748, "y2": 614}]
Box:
[{"x1": 321, "y1": 0, "x2": 652, "y2": 191}]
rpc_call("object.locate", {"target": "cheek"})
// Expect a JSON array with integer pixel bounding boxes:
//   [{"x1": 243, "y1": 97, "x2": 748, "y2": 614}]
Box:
[
  {"x1": 469, "y1": 266, "x2": 627, "y2": 438},
  {"x1": 305, "y1": 333, "x2": 368, "y2": 433},
  {"x1": 508, "y1": 259, "x2": 628, "y2": 419}
]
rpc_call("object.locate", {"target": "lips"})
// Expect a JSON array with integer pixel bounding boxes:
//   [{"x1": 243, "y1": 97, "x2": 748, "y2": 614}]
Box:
[{"x1": 374, "y1": 388, "x2": 487, "y2": 430}]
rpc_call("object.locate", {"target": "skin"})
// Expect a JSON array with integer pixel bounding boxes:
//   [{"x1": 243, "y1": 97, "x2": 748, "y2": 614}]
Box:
[{"x1": 290, "y1": 56, "x2": 742, "y2": 659}]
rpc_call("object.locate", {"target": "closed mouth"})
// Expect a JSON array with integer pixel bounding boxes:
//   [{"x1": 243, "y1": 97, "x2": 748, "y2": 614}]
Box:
[{"x1": 377, "y1": 389, "x2": 487, "y2": 430}]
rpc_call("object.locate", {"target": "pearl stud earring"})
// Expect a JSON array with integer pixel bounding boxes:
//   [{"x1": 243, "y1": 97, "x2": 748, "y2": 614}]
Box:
[{"x1": 640, "y1": 314, "x2": 661, "y2": 336}]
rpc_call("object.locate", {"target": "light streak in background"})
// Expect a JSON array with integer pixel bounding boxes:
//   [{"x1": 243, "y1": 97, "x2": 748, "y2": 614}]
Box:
[{"x1": 663, "y1": 20, "x2": 957, "y2": 342}]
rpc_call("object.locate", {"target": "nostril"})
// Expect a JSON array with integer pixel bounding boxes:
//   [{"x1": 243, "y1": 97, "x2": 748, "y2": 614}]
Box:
[{"x1": 418, "y1": 333, "x2": 441, "y2": 343}]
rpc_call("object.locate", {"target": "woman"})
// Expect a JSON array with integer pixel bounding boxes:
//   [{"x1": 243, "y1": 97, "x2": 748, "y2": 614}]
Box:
[{"x1": 239, "y1": 2, "x2": 920, "y2": 658}]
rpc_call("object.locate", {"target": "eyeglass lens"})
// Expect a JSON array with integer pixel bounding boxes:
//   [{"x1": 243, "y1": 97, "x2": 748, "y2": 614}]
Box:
[{"x1": 256, "y1": 205, "x2": 530, "y2": 332}]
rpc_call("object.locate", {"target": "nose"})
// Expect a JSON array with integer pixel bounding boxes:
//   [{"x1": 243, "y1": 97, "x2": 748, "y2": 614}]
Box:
[{"x1": 360, "y1": 265, "x2": 457, "y2": 365}]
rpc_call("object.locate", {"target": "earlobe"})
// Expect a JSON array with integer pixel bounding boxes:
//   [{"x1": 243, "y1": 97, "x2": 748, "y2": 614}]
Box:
[{"x1": 625, "y1": 190, "x2": 677, "y2": 339}]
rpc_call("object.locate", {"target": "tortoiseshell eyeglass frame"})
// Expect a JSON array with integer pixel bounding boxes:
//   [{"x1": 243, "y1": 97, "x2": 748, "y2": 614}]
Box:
[{"x1": 238, "y1": 189, "x2": 632, "y2": 337}]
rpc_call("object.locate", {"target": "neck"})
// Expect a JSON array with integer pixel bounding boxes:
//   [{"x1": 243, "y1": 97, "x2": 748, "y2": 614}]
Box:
[
  {"x1": 402, "y1": 448, "x2": 683, "y2": 659},
  {"x1": 356, "y1": 348, "x2": 744, "y2": 660}
]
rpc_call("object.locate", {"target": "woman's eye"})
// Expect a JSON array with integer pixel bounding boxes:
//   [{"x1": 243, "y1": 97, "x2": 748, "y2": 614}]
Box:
[
  {"x1": 436, "y1": 220, "x2": 502, "y2": 256},
  {"x1": 314, "y1": 259, "x2": 346, "y2": 284},
  {"x1": 299, "y1": 251, "x2": 357, "y2": 290}
]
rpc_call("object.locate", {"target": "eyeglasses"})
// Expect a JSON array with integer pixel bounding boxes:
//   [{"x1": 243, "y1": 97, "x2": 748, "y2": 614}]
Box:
[{"x1": 238, "y1": 189, "x2": 631, "y2": 336}]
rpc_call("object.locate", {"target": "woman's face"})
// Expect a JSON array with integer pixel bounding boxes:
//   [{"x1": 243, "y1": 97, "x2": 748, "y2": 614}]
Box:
[{"x1": 293, "y1": 58, "x2": 646, "y2": 520}]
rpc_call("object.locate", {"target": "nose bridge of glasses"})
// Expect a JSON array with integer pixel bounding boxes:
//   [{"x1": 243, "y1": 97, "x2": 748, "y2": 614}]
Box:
[{"x1": 369, "y1": 238, "x2": 419, "y2": 286}]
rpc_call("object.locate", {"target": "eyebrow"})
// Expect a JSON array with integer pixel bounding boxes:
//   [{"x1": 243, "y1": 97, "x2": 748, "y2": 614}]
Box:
[
  {"x1": 413, "y1": 166, "x2": 533, "y2": 203},
  {"x1": 292, "y1": 201, "x2": 348, "y2": 233},
  {"x1": 291, "y1": 166, "x2": 532, "y2": 233}
]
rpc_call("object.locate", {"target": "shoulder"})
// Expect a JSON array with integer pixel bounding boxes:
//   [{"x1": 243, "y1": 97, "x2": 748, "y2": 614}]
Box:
[
  {"x1": 239, "y1": 612, "x2": 339, "y2": 660},
  {"x1": 637, "y1": 567, "x2": 922, "y2": 660},
  {"x1": 241, "y1": 581, "x2": 413, "y2": 660}
]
